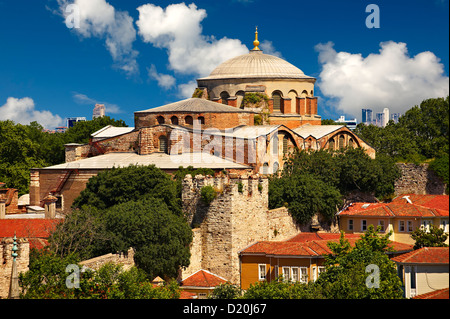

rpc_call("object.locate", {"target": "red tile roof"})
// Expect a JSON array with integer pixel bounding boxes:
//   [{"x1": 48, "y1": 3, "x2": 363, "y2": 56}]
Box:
[
  {"x1": 392, "y1": 247, "x2": 449, "y2": 264},
  {"x1": 0, "y1": 219, "x2": 61, "y2": 249},
  {"x1": 181, "y1": 270, "x2": 228, "y2": 288},
  {"x1": 240, "y1": 232, "x2": 413, "y2": 257},
  {"x1": 413, "y1": 288, "x2": 449, "y2": 299},
  {"x1": 338, "y1": 195, "x2": 449, "y2": 218}
]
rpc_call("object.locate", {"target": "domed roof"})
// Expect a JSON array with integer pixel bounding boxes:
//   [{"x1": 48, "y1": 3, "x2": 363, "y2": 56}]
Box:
[{"x1": 198, "y1": 50, "x2": 312, "y2": 81}]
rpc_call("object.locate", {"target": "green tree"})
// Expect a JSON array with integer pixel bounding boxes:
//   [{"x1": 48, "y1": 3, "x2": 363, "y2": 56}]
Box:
[
  {"x1": 429, "y1": 154, "x2": 449, "y2": 194},
  {"x1": 316, "y1": 226, "x2": 404, "y2": 299},
  {"x1": 410, "y1": 224, "x2": 449, "y2": 250},
  {"x1": 102, "y1": 199, "x2": 192, "y2": 279},
  {"x1": 73, "y1": 164, "x2": 181, "y2": 215},
  {"x1": 209, "y1": 282, "x2": 243, "y2": 299},
  {"x1": 63, "y1": 116, "x2": 127, "y2": 145}
]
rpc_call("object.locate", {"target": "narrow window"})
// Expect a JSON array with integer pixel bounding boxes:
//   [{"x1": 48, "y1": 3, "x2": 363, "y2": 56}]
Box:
[
  {"x1": 220, "y1": 91, "x2": 230, "y2": 105},
  {"x1": 282, "y1": 267, "x2": 290, "y2": 282},
  {"x1": 378, "y1": 220, "x2": 385, "y2": 232},
  {"x1": 291, "y1": 267, "x2": 299, "y2": 282},
  {"x1": 348, "y1": 219, "x2": 354, "y2": 231},
  {"x1": 273, "y1": 162, "x2": 279, "y2": 173},
  {"x1": 262, "y1": 162, "x2": 269, "y2": 175},
  {"x1": 185, "y1": 115, "x2": 193, "y2": 126},
  {"x1": 157, "y1": 116, "x2": 165, "y2": 125},
  {"x1": 339, "y1": 135, "x2": 345, "y2": 149},
  {"x1": 300, "y1": 267, "x2": 308, "y2": 283},
  {"x1": 407, "y1": 220, "x2": 413, "y2": 232},
  {"x1": 328, "y1": 138, "x2": 335, "y2": 150},
  {"x1": 399, "y1": 220, "x2": 405, "y2": 232},
  {"x1": 258, "y1": 264, "x2": 266, "y2": 281},
  {"x1": 198, "y1": 116, "x2": 205, "y2": 125},
  {"x1": 283, "y1": 135, "x2": 288, "y2": 154},
  {"x1": 159, "y1": 135, "x2": 168, "y2": 153},
  {"x1": 272, "y1": 92, "x2": 281, "y2": 112},
  {"x1": 361, "y1": 220, "x2": 367, "y2": 231}
]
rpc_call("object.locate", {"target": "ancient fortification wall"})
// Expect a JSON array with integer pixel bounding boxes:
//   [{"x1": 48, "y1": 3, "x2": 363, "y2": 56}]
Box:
[
  {"x1": 181, "y1": 173, "x2": 301, "y2": 284},
  {"x1": 395, "y1": 163, "x2": 447, "y2": 195},
  {"x1": 0, "y1": 238, "x2": 29, "y2": 299}
]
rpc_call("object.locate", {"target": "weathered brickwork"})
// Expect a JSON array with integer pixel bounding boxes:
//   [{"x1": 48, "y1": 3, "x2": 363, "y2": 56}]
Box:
[
  {"x1": 181, "y1": 174, "x2": 301, "y2": 285},
  {"x1": 79, "y1": 248, "x2": 135, "y2": 271},
  {"x1": 395, "y1": 163, "x2": 447, "y2": 195}
]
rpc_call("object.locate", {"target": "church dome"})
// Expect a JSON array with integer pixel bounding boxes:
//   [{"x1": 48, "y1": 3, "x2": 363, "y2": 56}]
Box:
[{"x1": 198, "y1": 50, "x2": 311, "y2": 81}]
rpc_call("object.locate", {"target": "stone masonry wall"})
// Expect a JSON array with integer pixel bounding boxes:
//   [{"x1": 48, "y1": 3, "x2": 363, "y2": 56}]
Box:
[
  {"x1": 181, "y1": 173, "x2": 300, "y2": 284},
  {"x1": 395, "y1": 163, "x2": 447, "y2": 195}
]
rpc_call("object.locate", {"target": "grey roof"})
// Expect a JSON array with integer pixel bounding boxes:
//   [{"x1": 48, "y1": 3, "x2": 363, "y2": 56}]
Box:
[
  {"x1": 198, "y1": 50, "x2": 314, "y2": 81},
  {"x1": 293, "y1": 124, "x2": 344, "y2": 139},
  {"x1": 91, "y1": 125, "x2": 135, "y2": 139},
  {"x1": 136, "y1": 98, "x2": 251, "y2": 114},
  {"x1": 41, "y1": 152, "x2": 250, "y2": 170},
  {"x1": 213, "y1": 125, "x2": 282, "y2": 139}
]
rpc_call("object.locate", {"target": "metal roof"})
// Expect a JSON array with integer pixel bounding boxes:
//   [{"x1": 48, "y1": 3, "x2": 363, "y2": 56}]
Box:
[
  {"x1": 41, "y1": 152, "x2": 250, "y2": 170},
  {"x1": 135, "y1": 98, "x2": 251, "y2": 114}
]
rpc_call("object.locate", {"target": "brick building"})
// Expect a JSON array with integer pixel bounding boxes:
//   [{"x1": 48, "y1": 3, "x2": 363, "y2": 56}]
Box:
[{"x1": 28, "y1": 30, "x2": 374, "y2": 213}]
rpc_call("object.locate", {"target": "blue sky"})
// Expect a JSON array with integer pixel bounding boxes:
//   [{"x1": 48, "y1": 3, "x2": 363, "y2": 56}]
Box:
[{"x1": 0, "y1": 0, "x2": 448, "y2": 128}]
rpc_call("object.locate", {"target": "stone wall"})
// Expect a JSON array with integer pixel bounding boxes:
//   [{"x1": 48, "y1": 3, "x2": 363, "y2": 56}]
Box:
[
  {"x1": 395, "y1": 163, "x2": 447, "y2": 195},
  {"x1": 79, "y1": 248, "x2": 135, "y2": 271},
  {"x1": 0, "y1": 238, "x2": 29, "y2": 299},
  {"x1": 181, "y1": 173, "x2": 300, "y2": 284}
]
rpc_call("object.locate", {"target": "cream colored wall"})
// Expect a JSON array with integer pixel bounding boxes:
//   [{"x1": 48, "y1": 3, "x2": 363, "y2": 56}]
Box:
[
  {"x1": 403, "y1": 264, "x2": 449, "y2": 298},
  {"x1": 197, "y1": 78, "x2": 315, "y2": 102}
]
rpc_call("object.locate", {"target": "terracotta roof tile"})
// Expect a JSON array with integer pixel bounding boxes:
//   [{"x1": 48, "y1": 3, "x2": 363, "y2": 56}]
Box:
[
  {"x1": 413, "y1": 288, "x2": 449, "y2": 299},
  {"x1": 0, "y1": 219, "x2": 60, "y2": 238},
  {"x1": 181, "y1": 270, "x2": 228, "y2": 288},
  {"x1": 392, "y1": 247, "x2": 449, "y2": 264}
]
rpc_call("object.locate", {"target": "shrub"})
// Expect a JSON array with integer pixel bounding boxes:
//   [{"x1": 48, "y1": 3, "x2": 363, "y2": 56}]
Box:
[{"x1": 201, "y1": 185, "x2": 217, "y2": 205}]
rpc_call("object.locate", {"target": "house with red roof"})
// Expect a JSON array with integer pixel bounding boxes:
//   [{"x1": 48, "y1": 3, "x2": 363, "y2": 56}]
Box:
[
  {"x1": 392, "y1": 247, "x2": 449, "y2": 299},
  {"x1": 179, "y1": 269, "x2": 228, "y2": 299},
  {"x1": 238, "y1": 232, "x2": 413, "y2": 290},
  {"x1": 337, "y1": 194, "x2": 449, "y2": 246}
]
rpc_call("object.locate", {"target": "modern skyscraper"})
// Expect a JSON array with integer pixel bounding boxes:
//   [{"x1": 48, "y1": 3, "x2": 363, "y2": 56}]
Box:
[
  {"x1": 362, "y1": 108, "x2": 373, "y2": 125},
  {"x1": 93, "y1": 104, "x2": 106, "y2": 119},
  {"x1": 382, "y1": 108, "x2": 390, "y2": 127}
]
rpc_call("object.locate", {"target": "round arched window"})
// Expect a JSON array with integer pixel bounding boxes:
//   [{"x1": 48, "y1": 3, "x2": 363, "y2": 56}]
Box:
[
  {"x1": 157, "y1": 116, "x2": 165, "y2": 125},
  {"x1": 185, "y1": 115, "x2": 193, "y2": 126}
]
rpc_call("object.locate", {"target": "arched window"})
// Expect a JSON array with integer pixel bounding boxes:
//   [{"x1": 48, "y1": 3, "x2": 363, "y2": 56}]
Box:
[
  {"x1": 339, "y1": 135, "x2": 345, "y2": 149},
  {"x1": 198, "y1": 116, "x2": 205, "y2": 125},
  {"x1": 236, "y1": 90, "x2": 245, "y2": 108},
  {"x1": 273, "y1": 162, "x2": 279, "y2": 173},
  {"x1": 170, "y1": 116, "x2": 178, "y2": 125},
  {"x1": 262, "y1": 162, "x2": 269, "y2": 175},
  {"x1": 159, "y1": 135, "x2": 168, "y2": 153},
  {"x1": 328, "y1": 138, "x2": 335, "y2": 150},
  {"x1": 220, "y1": 91, "x2": 230, "y2": 105},
  {"x1": 349, "y1": 138, "x2": 354, "y2": 148},
  {"x1": 185, "y1": 115, "x2": 193, "y2": 126},
  {"x1": 283, "y1": 135, "x2": 289, "y2": 154},
  {"x1": 272, "y1": 92, "x2": 281, "y2": 112},
  {"x1": 157, "y1": 116, "x2": 165, "y2": 125}
]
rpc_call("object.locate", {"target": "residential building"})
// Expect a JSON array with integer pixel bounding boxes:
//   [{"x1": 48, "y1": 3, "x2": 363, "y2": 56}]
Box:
[
  {"x1": 238, "y1": 232, "x2": 413, "y2": 290},
  {"x1": 337, "y1": 194, "x2": 450, "y2": 246},
  {"x1": 335, "y1": 115, "x2": 358, "y2": 130},
  {"x1": 392, "y1": 247, "x2": 449, "y2": 298},
  {"x1": 66, "y1": 117, "x2": 86, "y2": 128},
  {"x1": 179, "y1": 269, "x2": 228, "y2": 299}
]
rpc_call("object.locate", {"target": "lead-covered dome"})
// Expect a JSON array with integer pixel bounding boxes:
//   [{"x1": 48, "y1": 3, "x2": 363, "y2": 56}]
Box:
[{"x1": 198, "y1": 50, "x2": 311, "y2": 81}]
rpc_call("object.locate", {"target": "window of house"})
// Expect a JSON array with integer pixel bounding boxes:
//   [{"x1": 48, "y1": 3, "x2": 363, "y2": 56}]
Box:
[
  {"x1": 399, "y1": 220, "x2": 405, "y2": 232},
  {"x1": 300, "y1": 267, "x2": 308, "y2": 283},
  {"x1": 421, "y1": 220, "x2": 432, "y2": 233},
  {"x1": 318, "y1": 266, "x2": 325, "y2": 277},
  {"x1": 378, "y1": 220, "x2": 385, "y2": 232},
  {"x1": 258, "y1": 264, "x2": 266, "y2": 281},
  {"x1": 291, "y1": 267, "x2": 299, "y2": 282},
  {"x1": 407, "y1": 220, "x2": 414, "y2": 232},
  {"x1": 282, "y1": 267, "x2": 290, "y2": 282},
  {"x1": 159, "y1": 135, "x2": 168, "y2": 153},
  {"x1": 361, "y1": 220, "x2": 367, "y2": 231},
  {"x1": 348, "y1": 219, "x2": 354, "y2": 231}
]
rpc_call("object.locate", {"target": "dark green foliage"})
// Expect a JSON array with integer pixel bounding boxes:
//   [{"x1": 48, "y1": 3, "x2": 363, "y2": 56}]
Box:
[
  {"x1": 242, "y1": 92, "x2": 268, "y2": 106},
  {"x1": 429, "y1": 154, "x2": 449, "y2": 193},
  {"x1": 102, "y1": 199, "x2": 192, "y2": 279},
  {"x1": 315, "y1": 226, "x2": 404, "y2": 299},
  {"x1": 63, "y1": 116, "x2": 127, "y2": 145},
  {"x1": 200, "y1": 185, "x2": 217, "y2": 204},
  {"x1": 209, "y1": 282, "x2": 243, "y2": 299},
  {"x1": 270, "y1": 147, "x2": 400, "y2": 223},
  {"x1": 173, "y1": 165, "x2": 215, "y2": 197},
  {"x1": 242, "y1": 279, "x2": 323, "y2": 299},
  {"x1": 410, "y1": 224, "x2": 449, "y2": 250},
  {"x1": 355, "y1": 96, "x2": 449, "y2": 161},
  {"x1": 19, "y1": 249, "x2": 180, "y2": 299},
  {"x1": 73, "y1": 164, "x2": 181, "y2": 215}
]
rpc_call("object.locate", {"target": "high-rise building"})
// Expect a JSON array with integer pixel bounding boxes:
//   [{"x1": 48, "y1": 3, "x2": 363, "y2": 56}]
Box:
[
  {"x1": 362, "y1": 108, "x2": 373, "y2": 125},
  {"x1": 66, "y1": 117, "x2": 86, "y2": 128},
  {"x1": 93, "y1": 104, "x2": 106, "y2": 119},
  {"x1": 375, "y1": 112, "x2": 384, "y2": 127},
  {"x1": 335, "y1": 115, "x2": 358, "y2": 130},
  {"x1": 391, "y1": 112, "x2": 400, "y2": 123},
  {"x1": 382, "y1": 108, "x2": 390, "y2": 127}
]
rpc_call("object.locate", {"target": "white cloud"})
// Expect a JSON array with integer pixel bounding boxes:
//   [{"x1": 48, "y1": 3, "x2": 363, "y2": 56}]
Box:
[
  {"x1": 72, "y1": 92, "x2": 123, "y2": 114},
  {"x1": 56, "y1": 0, "x2": 138, "y2": 76},
  {"x1": 0, "y1": 97, "x2": 64, "y2": 129},
  {"x1": 178, "y1": 81, "x2": 198, "y2": 98},
  {"x1": 147, "y1": 65, "x2": 176, "y2": 89},
  {"x1": 260, "y1": 40, "x2": 283, "y2": 58},
  {"x1": 315, "y1": 41, "x2": 449, "y2": 119},
  {"x1": 136, "y1": 3, "x2": 249, "y2": 77}
]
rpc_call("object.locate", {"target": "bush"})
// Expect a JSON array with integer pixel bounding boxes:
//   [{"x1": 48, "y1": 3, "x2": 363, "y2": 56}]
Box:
[{"x1": 201, "y1": 185, "x2": 217, "y2": 205}]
